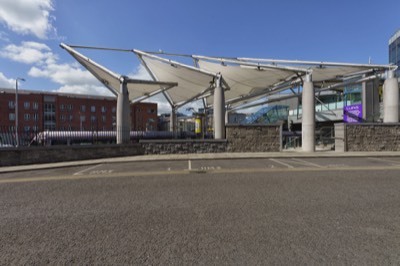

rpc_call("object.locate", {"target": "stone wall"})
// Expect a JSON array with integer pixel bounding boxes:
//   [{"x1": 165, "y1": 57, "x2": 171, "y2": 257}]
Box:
[
  {"x1": 0, "y1": 144, "x2": 144, "y2": 166},
  {"x1": 226, "y1": 124, "x2": 282, "y2": 152},
  {"x1": 1, "y1": 125, "x2": 284, "y2": 166},
  {"x1": 140, "y1": 139, "x2": 227, "y2": 155},
  {"x1": 335, "y1": 123, "x2": 400, "y2": 151}
]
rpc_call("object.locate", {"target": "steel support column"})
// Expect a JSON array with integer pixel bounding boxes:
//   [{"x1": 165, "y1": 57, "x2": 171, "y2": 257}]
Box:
[
  {"x1": 302, "y1": 74, "x2": 315, "y2": 152},
  {"x1": 383, "y1": 70, "x2": 399, "y2": 123},
  {"x1": 170, "y1": 107, "x2": 177, "y2": 133},
  {"x1": 116, "y1": 78, "x2": 131, "y2": 144},
  {"x1": 213, "y1": 75, "x2": 225, "y2": 139}
]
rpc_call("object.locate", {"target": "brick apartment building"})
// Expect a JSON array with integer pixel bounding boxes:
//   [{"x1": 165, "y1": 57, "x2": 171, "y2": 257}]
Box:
[{"x1": 0, "y1": 88, "x2": 158, "y2": 133}]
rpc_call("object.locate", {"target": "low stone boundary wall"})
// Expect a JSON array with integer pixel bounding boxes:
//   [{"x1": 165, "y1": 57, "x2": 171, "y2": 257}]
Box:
[
  {"x1": 335, "y1": 123, "x2": 400, "y2": 151},
  {"x1": 0, "y1": 144, "x2": 144, "y2": 166},
  {"x1": 140, "y1": 139, "x2": 227, "y2": 155},
  {"x1": 1, "y1": 124, "x2": 284, "y2": 166},
  {"x1": 226, "y1": 124, "x2": 282, "y2": 152}
]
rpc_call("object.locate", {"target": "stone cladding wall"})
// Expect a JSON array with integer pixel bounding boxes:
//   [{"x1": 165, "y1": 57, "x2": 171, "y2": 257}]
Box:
[
  {"x1": 225, "y1": 124, "x2": 282, "y2": 152},
  {"x1": 344, "y1": 123, "x2": 400, "y2": 151},
  {"x1": 335, "y1": 123, "x2": 400, "y2": 152},
  {"x1": 0, "y1": 144, "x2": 143, "y2": 166},
  {"x1": 140, "y1": 139, "x2": 227, "y2": 155}
]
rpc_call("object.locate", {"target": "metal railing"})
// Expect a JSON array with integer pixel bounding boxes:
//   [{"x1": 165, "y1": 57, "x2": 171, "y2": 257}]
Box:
[{"x1": 0, "y1": 126, "x2": 199, "y2": 147}]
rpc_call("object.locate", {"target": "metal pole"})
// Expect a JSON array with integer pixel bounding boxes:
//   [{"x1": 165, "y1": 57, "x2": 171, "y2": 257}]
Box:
[
  {"x1": 213, "y1": 74, "x2": 225, "y2": 139},
  {"x1": 15, "y1": 78, "x2": 25, "y2": 147},
  {"x1": 302, "y1": 74, "x2": 315, "y2": 152}
]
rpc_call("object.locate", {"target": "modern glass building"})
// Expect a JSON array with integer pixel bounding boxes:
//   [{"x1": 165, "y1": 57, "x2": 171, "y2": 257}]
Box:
[{"x1": 389, "y1": 29, "x2": 400, "y2": 78}]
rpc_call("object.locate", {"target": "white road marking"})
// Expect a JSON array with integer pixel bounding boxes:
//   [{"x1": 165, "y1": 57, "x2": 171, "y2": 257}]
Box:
[
  {"x1": 291, "y1": 158, "x2": 324, "y2": 168},
  {"x1": 367, "y1": 157, "x2": 400, "y2": 165},
  {"x1": 188, "y1": 160, "x2": 192, "y2": 170},
  {"x1": 269, "y1": 158, "x2": 294, "y2": 168},
  {"x1": 73, "y1": 164, "x2": 103, "y2": 176}
]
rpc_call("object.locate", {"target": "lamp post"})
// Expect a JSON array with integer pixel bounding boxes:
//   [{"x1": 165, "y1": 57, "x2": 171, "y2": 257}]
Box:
[{"x1": 15, "y1": 77, "x2": 25, "y2": 147}]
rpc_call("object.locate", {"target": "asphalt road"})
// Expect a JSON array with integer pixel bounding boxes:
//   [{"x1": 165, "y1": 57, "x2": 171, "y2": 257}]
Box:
[{"x1": 1, "y1": 157, "x2": 400, "y2": 264}]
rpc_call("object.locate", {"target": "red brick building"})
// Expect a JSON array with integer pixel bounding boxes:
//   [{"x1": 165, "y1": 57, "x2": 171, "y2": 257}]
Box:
[{"x1": 0, "y1": 88, "x2": 157, "y2": 132}]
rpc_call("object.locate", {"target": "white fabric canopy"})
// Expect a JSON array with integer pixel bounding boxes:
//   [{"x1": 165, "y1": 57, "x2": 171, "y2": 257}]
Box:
[
  {"x1": 198, "y1": 60, "x2": 299, "y2": 105},
  {"x1": 61, "y1": 44, "x2": 177, "y2": 101},
  {"x1": 62, "y1": 43, "x2": 392, "y2": 110},
  {"x1": 140, "y1": 55, "x2": 216, "y2": 105}
]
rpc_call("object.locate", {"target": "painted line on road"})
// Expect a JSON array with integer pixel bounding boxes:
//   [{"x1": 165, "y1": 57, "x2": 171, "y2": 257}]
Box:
[
  {"x1": 291, "y1": 158, "x2": 324, "y2": 168},
  {"x1": 367, "y1": 157, "x2": 400, "y2": 165},
  {"x1": 269, "y1": 158, "x2": 294, "y2": 168},
  {"x1": 73, "y1": 164, "x2": 103, "y2": 176},
  {"x1": 3, "y1": 164, "x2": 400, "y2": 185}
]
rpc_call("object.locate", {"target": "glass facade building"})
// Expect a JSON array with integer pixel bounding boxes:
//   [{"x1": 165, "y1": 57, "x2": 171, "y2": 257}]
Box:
[{"x1": 389, "y1": 29, "x2": 400, "y2": 78}]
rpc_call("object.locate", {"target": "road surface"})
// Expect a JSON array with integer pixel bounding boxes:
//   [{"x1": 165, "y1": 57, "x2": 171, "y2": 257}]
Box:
[{"x1": 1, "y1": 157, "x2": 400, "y2": 264}]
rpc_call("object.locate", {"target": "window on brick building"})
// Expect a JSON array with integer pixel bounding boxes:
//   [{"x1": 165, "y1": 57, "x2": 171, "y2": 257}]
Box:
[
  {"x1": 24, "y1": 126, "x2": 30, "y2": 132},
  {"x1": 67, "y1": 104, "x2": 73, "y2": 111},
  {"x1": 24, "y1": 114, "x2": 30, "y2": 121},
  {"x1": 8, "y1": 101, "x2": 15, "y2": 109},
  {"x1": 24, "y1": 102, "x2": 30, "y2": 109},
  {"x1": 80, "y1": 105, "x2": 86, "y2": 112},
  {"x1": 101, "y1": 106, "x2": 107, "y2": 113},
  {"x1": 102, "y1": 116, "x2": 106, "y2": 123},
  {"x1": 112, "y1": 107, "x2": 116, "y2": 113},
  {"x1": 69, "y1": 114, "x2": 73, "y2": 121},
  {"x1": 33, "y1": 102, "x2": 39, "y2": 110},
  {"x1": 60, "y1": 114, "x2": 66, "y2": 122},
  {"x1": 33, "y1": 113, "x2": 39, "y2": 121},
  {"x1": 91, "y1": 115, "x2": 96, "y2": 122},
  {"x1": 60, "y1": 104, "x2": 65, "y2": 111},
  {"x1": 91, "y1": 106, "x2": 96, "y2": 112},
  {"x1": 9, "y1": 113, "x2": 15, "y2": 121}
]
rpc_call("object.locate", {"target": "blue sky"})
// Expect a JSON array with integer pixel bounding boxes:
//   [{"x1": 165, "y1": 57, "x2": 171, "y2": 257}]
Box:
[{"x1": 0, "y1": 0, "x2": 399, "y2": 113}]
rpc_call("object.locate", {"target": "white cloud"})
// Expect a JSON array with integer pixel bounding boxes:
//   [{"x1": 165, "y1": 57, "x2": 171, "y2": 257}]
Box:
[
  {"x1": 57, "y1": 84, "x2": 115, "y2": 97},
  {"x1": 0, "y1": 41, "x2": 111, "y2": 96},
  {"x1": 0, "y1": 72, "x2": 14, "y2": 88},
  {"x1": 0, "y1": 41, "x2": 56, "y2": 64},
  {"x1": 0, "y1": 0, "x2": 56, "y2": 39},
  {"x1": 128, "y1": 64, "x2": 152, "y2": 80},
  {"x1": 29, "y1": 61, "x2": 98, "y2": 85},
  {"x1": 0, "y1": 31, "x2": 9, "y2": 42}
]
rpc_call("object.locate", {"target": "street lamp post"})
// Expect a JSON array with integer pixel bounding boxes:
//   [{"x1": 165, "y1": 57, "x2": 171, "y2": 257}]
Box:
[{"x1": 15, "y1": 77, "x2": 25, "y2": 147}]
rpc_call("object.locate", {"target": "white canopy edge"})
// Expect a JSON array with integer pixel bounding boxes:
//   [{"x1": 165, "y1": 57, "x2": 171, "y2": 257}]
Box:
[
  {"x1": 193, "y1": 55, "x2": 308, "y2": 74},
  {"x1": 61, "y1": 43, "x2": 120, "y2": 96},
  {"x1": 134, "y1": 50, "x2": 217, "y2": 77},
  {"x1": 237, "y1": 57, "x2": 394, "y2": 70}
]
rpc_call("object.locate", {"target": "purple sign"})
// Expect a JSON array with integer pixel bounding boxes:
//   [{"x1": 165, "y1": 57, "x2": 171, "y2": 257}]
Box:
[{"x1": 344, "y1": 104, "x2": 362, "y2": 123}]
